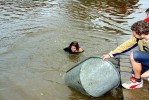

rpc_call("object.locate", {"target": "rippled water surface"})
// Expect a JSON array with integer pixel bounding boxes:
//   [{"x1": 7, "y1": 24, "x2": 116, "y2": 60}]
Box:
[{"x1": 0, "y1": 0, "x2": 148, "y2": 100}]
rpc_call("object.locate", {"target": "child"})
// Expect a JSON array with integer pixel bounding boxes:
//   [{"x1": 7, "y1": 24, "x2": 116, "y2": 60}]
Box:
[
  {"x1": 144, "y1": 8, "x2": 149, "y2": 22},
  {"x1": 64, "y1": 41, "x2": 84, "y2": 53},
  {"x1": 102, "y1": 20, "x2": 149, "y2": 89}
]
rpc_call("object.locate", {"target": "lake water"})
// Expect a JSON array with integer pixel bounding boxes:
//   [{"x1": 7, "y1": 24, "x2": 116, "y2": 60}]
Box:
[{"x1": 0, "y1": 0, "x2": 148, "y2": 100}]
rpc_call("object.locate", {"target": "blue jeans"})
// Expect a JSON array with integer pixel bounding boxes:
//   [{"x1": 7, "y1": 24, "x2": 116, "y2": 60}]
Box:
[{"x1": 132, "y1": 51, "x2": 149, "y2": 74}]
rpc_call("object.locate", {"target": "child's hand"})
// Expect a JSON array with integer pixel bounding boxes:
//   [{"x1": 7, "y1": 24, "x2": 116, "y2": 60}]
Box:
[{"x1": 101, "y1": 54, "x2": 111, "y2": 60}]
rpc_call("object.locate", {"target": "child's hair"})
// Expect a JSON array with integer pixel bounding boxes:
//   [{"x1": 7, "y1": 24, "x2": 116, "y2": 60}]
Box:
[
  {"x1": 131, "y1": 20, "x2": 149, "y2": 35},
  {"x1": 69, "y1": 41, "x2": 80, "y2": 51},
  {"x1": 145, "y1": 8, "x2": 149, "y2": 13}
]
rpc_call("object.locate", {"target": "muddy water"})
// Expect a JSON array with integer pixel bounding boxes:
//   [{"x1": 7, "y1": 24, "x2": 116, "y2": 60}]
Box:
[{"x1": 0, "y1": 0, "x2": 148, "y2": 100}]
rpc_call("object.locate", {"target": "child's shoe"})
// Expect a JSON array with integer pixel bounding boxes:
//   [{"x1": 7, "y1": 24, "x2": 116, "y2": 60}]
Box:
[{"x1": 122, "y1": 77, "x2": 143, "y2": 89}]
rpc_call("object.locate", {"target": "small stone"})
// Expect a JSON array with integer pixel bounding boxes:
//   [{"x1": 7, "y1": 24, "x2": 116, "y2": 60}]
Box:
[{"x1": 40, "y1": 92, "x2": 44, "y2": 96}]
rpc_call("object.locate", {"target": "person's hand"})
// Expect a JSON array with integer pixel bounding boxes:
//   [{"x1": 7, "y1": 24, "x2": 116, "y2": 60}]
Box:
[{"x1": 101, "y1": 54, "x2": 111, "y2": 60}]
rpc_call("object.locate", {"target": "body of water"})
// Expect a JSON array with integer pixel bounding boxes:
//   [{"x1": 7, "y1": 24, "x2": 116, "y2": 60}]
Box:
[{"x1": 0, "y1": 0, "x2": 148, "y2": 100}]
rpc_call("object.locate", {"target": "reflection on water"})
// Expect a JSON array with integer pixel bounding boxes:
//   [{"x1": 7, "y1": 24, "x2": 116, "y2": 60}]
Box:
[
  {"x1": 64, "y1": 0, "x2": 141, "y2": 34},
  {"x1": 68, "y1": 54, "x2": 81, "y2": 63},
  {"x1": 0, "y1": 0, "x2": 149, "y2": 100}
]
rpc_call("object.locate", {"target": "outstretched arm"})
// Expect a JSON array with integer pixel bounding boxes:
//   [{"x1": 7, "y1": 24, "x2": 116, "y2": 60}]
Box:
[{"x1": 102, "y1": 36, "x2": 138, "y2": 60}]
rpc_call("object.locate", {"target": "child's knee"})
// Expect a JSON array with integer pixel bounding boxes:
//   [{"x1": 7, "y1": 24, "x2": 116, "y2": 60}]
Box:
[
  {"x1": 132, "y1": 51, "x2": 140, "y2": 62},
  {"x1": 130, "y1": 51, "x2": 140, "y2": 62}
]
